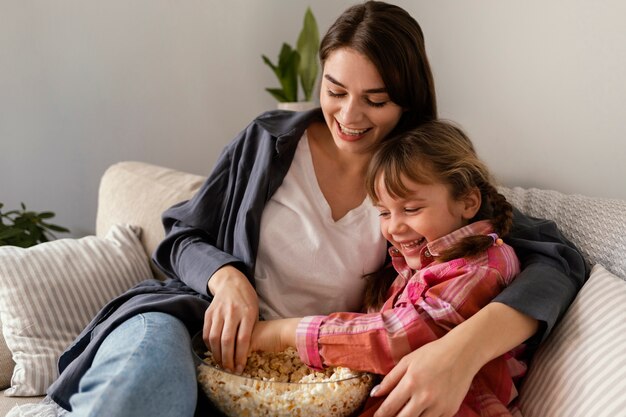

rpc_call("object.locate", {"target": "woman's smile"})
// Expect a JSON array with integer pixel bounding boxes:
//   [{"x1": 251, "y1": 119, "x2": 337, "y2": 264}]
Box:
[
  {"x1": 336, "y1": 119, "x2": 372, "y2": 141},
  {"x1": 320, "y1": 48, "x2": 403, "y2": 154}
]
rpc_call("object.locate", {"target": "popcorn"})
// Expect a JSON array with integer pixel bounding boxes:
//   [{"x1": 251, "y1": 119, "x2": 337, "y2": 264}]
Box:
[{"x1": 196, "y1": 348, "x2": 374, "y2": 417}]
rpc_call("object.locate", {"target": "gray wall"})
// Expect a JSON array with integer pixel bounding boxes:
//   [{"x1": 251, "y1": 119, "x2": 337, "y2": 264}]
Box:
[{"x1": 2, "y1": 1, "x2": 625, "y2": 238}]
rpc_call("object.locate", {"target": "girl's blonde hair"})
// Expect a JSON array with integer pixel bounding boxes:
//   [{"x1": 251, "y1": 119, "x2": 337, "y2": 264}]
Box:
[{"x1": 363, "y1": 120, "x2": 514, "y2": 308}]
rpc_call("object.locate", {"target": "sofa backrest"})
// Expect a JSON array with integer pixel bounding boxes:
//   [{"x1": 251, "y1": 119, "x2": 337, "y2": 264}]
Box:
[
  {"x1": 499, "y1": 186, "x2": 626, "y2": 280},
  {"x1": 96, "y1": 164, "x2": 626, "y2": 281},
  {"x1": 96, "y1": 161, "x2": 205, "y2": 277}
]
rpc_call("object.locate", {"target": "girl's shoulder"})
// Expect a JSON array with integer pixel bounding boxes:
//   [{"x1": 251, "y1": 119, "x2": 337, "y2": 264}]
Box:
[{"x1": 486, "y1": 242, "x2": 520, "y2": 283}]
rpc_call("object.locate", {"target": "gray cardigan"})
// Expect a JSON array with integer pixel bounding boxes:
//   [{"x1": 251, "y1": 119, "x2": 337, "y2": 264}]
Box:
[{"x1": 48, "y1": 108, "x2": 588, "y2": 411}]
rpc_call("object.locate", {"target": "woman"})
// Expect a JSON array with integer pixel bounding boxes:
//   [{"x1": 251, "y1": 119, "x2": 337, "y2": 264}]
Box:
[{"x1": 46, "y1": 2, "x2": 587, "y2": 416}]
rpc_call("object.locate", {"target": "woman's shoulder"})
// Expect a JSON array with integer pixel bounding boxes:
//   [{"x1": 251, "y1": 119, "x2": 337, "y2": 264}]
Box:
[{"x1": 253, "y1": 108, "x2": 323, "y2": 136}]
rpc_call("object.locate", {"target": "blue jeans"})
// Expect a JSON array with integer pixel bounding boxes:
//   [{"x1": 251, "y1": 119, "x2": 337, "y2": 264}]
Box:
[{"x1": 67, "y1": 312, "x2": 197, "y2": 417}]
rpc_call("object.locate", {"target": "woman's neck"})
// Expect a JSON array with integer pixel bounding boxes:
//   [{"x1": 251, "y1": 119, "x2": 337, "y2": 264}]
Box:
[
  {"x1": 307, "y1": 121, "x2": 371, "y2": 176},
  {"x1": 306, "y1": 122, "x2": 372, "y2": 221}
]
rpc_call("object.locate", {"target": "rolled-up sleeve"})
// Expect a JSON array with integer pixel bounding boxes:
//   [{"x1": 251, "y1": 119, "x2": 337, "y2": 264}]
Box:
[{"x1": 498, "y1": 208, "x2": 589, "y2": 343}]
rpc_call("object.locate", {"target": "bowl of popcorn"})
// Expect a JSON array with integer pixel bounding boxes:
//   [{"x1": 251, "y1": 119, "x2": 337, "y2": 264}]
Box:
[{"x1": 192, "y1": 332, "x2": 375, "y2": 417}]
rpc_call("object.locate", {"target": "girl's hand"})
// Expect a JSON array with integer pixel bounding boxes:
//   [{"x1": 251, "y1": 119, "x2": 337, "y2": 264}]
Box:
[
  {"x1": 250, "y1": 318, "x2": 300, "y2": 353},
  {"x1": 204, "y1": 265, "x2": 259, "y2": 374}
]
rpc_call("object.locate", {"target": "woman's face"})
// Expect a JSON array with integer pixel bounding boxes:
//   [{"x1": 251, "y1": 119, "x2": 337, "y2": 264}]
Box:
[{"x1": 320, "y1": 48, "x2": 404, "y2": 155}]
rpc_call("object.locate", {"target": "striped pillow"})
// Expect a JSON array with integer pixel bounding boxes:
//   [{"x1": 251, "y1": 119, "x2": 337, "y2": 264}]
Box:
[
  {"x1": 519, "y1": 264, "x2": 626, "y2": 416},
  {"x1": 0, "y1": 224, "x2": 152, "y2": 396}
]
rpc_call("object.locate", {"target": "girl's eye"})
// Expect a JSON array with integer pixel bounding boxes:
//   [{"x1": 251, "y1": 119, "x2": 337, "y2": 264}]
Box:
[
  {"x1": 405, "y1": 208, "x2": 422, "y2": 214},
  {"x1": 377, "y1": 211, "x2": 391, "y2": 218}
]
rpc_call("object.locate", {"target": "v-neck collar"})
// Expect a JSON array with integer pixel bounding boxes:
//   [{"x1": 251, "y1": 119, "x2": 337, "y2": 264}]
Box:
[{"x1": 300, "y1": 133, "x2": 372, "y2": 225}]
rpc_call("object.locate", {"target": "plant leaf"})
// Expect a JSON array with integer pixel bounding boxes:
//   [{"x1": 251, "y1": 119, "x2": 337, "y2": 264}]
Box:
[
  {"x1": 296, "y1": 7, "x2": 320, "y2": 101},
  {"x1": 0, "y1": 229, "x2": 23, "y2": 240},
  {"x1": 40, "y1": 222, "x2": 70, "y2": 233},
  {"x1": 262, "y1": 44, "x2": 299, "y2": 102},
  {"x1": 37, "y1": 211, "x2": 56, "y2": 219},
  {"x1": 261, "y1": 55, "x2": 279, "y2": 75},
  {"x1": 276, "y1": 44, "x2": 300, "y2": 102},
  {"x1": 0, "y1": 203, "x2": 69, "y2": 247},
  {"x1": 265, "y1": 88, "x2": 289, "y2": 102}
]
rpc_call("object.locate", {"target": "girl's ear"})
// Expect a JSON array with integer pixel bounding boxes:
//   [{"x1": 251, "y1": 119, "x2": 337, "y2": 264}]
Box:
[{"x1": 461, "y1": 187, "x2": 481, "y2": 220}]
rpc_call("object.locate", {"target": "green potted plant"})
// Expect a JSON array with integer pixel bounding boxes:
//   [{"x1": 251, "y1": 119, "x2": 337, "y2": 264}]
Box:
[
  {"x1": 262, "y1": 7, "x2": 320, "y2": 110},
  {"x1": 0, "y1": 202, "x2": 70, "y2": 247}
]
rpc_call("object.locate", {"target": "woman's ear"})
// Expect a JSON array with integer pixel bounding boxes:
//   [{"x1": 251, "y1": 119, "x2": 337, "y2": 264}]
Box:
[{"x1": 461, "y1": 187, "x2": 481, "y2": 220}]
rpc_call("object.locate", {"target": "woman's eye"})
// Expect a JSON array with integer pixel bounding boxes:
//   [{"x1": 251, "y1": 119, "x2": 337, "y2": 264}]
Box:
[
  {"x1": 327, "y1": 89, "x2": 345, "y2": 98},
  {"x1": 366, "y1": 99, "x2": 387, "y2": 108}
]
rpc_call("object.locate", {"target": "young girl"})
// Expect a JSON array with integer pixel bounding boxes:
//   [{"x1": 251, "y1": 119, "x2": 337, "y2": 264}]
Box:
[{"x1": 251, "y1": 120, "x2": 526, "y2": 417}]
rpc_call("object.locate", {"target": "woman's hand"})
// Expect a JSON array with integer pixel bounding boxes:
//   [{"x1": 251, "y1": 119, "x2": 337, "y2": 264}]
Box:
[
  {"x1": 249, "y1": 318, "x2": 299, "y2": 353},
  {"x1": 370, "y1": 302, "x2": 538, "y2": 417},
  {"x1": 204, "y1": 265, "x2": 259, "y2": 374},
  {"x1": 370, "y1": 338, "x2": 472, "y2": 417}
]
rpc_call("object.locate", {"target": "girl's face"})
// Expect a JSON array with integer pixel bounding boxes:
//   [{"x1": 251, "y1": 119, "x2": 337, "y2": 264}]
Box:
[
  {"x1": 320, "y1": 48, "x2": 404, "y2": 155},
  {"x1": 374, "y1": 175, "x2": 480, "y2": 270}
]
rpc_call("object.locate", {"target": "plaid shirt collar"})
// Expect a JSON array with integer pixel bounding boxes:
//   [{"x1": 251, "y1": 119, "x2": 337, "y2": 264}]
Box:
[{"x1": 390, "y1": 220, "x2": 494, "y2": 275}]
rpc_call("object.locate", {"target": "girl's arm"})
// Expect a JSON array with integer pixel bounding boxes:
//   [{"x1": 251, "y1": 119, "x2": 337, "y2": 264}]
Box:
[
  {"x1": 251, "y1": 259, "x2": 509, "y2": 375},
  {"x1": 250, "y1": 318, "x2": 300, "y2": 353},
  {"x1": 249, "y1": 309, "x2": 439, "y2": 375}
]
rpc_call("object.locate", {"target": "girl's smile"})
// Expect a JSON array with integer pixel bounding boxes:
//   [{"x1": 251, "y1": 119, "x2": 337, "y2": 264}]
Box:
[{"x1": 374, "y1": 174, "x2": 479, "y2": 270}]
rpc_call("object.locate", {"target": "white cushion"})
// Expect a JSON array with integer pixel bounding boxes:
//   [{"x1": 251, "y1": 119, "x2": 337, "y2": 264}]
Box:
[
  {"x1": 0, "y1": 224, "x2": 152, "y2": 396},
  {"x1": 519, "y1": 264, "x2": 626, "y2": 416}
]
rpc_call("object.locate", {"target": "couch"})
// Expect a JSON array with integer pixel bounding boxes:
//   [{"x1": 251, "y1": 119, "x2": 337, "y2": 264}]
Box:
[{"x1": 1, "y1": 161, "x2": 625, "y2": 417}]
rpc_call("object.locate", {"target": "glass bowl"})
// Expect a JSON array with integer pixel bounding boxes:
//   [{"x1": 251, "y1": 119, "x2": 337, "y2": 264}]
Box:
[{"x1": 192, "y1": 332, "x2": 374, "y2": 417}]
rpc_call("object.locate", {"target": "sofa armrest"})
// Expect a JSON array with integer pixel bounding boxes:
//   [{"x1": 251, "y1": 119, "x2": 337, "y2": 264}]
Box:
[{"x1": 96, "y1": 161, "x2": 205, "y2": 275}]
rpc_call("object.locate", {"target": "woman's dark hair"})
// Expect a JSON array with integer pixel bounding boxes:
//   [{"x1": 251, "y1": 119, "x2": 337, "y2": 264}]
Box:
[
  {"x1": 362, "y1": 120, "x2": 514, "y2": 309},
  {"x1": 320, "y1": 1, "x2": 437, "y2": 135}
]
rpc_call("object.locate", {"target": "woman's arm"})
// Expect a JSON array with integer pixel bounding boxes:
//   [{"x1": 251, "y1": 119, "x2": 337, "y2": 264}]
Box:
[
  {"x1": 371, "y1": 302, "x2": 537, "y2": 417},
  {"x1": 152, "y1": 139, "x2": 245, "y2": 296},
  {"x1": 152, "y1": 120, "x2": 266, "y2": 373},
  {"x1": 150, "y1": 143, "x2": 260, "y2": 374},
  {"x1": 496, "y1": 208, "x2": 588, "y2": 343},
  {"x1": 371, "y1": 210, "x2": 589, "y2": 417},
  {"x1": 205, "y1": 265, "x2": 259, "y2": 374}
]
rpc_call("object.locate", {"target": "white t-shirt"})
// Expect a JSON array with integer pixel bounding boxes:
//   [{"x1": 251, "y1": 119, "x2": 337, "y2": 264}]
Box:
[{"x1": 255, "y1": 133, "x2": 387, "y2": 319}]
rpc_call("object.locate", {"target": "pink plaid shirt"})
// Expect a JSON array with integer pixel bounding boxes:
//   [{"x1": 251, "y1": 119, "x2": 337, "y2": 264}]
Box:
[{"x1": 296, "y1": 220, "x2": 526, "y2": 416}]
